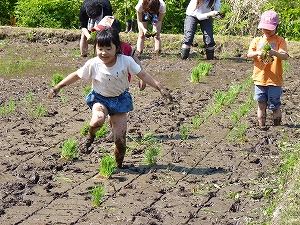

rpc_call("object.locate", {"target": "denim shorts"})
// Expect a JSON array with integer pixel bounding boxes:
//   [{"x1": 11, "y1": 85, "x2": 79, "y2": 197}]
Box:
[
  {"x1": 254, "y1": 85, "x2": 282, "y2": 110},
  {"x1": 86, "y1": 90, "x2": 133, "y2": 116}
]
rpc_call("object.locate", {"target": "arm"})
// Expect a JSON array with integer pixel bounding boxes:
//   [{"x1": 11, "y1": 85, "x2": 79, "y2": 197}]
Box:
[
  {"x1": 47, "y1": 72, "x2": 81, "y2": 98},
  {"x1": 247, "y1": 50, "x2": 263, "y2": 58},
  {"x1": 269, "y1": 49, "x2": 289, "y2": 60},
  {"x1": 137, "y1": 11, "x2": 148, "y2": 34},
  {"x1": 137, "y1": 70, "x2": 172, "y2": 102},
  {"x1": 82, "y1": 27, "x2": 91, "y2": 40}
]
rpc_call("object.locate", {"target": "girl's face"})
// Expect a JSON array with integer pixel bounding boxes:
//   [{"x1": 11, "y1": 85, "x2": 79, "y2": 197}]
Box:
[
  {"x1": 262, "y1": 28, "x2": 276, "y2": 38},
  {"x1": 96, "y1": 42, "x2": 117, "y2": 67}
]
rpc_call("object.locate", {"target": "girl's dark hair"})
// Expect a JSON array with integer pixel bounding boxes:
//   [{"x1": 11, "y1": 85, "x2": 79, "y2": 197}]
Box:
[
  {"x1": 142, "y1": 0, "x2": 160, "y2": 14},
  {"x1": 95, "y1": 27, "x2": 122, "y2": 54},
  {"x1": 196, "y1": 0, "x2": 215, "y2": 9}
]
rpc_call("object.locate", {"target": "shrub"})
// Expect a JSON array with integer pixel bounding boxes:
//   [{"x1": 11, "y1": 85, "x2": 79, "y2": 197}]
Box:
[{"x1": 14, "y1": 0, "x2": 82, "y2": 28}]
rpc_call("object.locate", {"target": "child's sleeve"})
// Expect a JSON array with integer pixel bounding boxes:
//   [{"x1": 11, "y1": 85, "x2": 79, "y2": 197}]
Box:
[{"x1": 278, "y1": 37, "x2": 288, "y2": 55}]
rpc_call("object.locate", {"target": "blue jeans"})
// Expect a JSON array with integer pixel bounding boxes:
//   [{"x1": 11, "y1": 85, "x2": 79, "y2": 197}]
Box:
[
  {"x1": 254, "y1": 85, "x2": 282, "y2": 110},
  {"x1": 182, "y1": 15, "x2": 215, "y2": 48},
  {"x1": 86, "y1": 90, "x2": 134, "y2": 116}
]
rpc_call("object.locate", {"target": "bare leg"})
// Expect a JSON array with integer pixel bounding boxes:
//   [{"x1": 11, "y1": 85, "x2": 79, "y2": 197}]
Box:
[
  {"x1": 137, "y1": 21, "x2": 148, "y2": 53},
  {"x1": 110, "y1": 113, "x2": 127, "y2": 168},
  {"x1": 153, "y1": 21, "x2": 162, "y2": 53},
  {"x1": 80, "y1": 103, "x2": 108, "y2": 153},
  {"x1": 257, "y1": 101, "x2": 267, "y2": 127},
  {"x1": 272, "y1": 108, "x2": 282, "y2": 126}
]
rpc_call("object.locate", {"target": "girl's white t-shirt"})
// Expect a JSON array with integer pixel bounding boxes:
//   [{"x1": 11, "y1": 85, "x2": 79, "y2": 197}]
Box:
[
  {"x1": 77, "y1": 54, "x2": 141, "y2": 97},
  {"x1": 135, "y1": 0, "x2": 166, "y2": 14}
]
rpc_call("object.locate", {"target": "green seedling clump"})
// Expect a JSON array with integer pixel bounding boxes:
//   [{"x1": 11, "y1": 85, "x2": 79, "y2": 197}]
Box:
[
  {"x1": 52, "y1": 73, "x2": 65, "y2": 87},
  {"x1": 143, "y1": 144, "x2": 162, "y2": 166},
  {"x1": 90, "y1": 184, "x2": 105, "y2": 207},
  {"x1": 99, "y1": 155, "x2": 117, "y2": 178},
  {"x1": 191, "y1": 62, "x2": 212, "y2": 82},
  {"x1": 61, "y1": 138, "x2": 79, "y2": 160},
  {"x1": 90, "y1": 31, "x2": 97, "y2": 41},
  {"x1": 260, "y1": 43, "x2": 274, "y2": 64}
]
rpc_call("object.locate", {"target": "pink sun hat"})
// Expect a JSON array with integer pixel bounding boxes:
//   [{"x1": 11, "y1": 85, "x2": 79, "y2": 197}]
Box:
[{"x1": 258, "y1": 10, "x2": 279, "y2": 30}]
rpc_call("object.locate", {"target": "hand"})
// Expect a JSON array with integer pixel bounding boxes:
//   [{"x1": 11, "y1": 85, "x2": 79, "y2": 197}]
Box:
[
  {"x1": 208, "y1": 11, "x2": 219, "y2": 17},
  {"x1": 139, "y1": 79, "x2": 146, "y2": 91},
  {"x1": 87, "y1": 37, "x2": 94, "y2": 45},
  {"x1": 47, "y1": 87, "x2": 60, "y2": 98},
  {"x1": 159, "y1": 87, "x2": 173, "y2": 103},
  {"x1": 268, "y1": 49, "x2": 276, "y2": 57},
  {"x1": 145, "y1": 30, "x2": 152, "y2": 38}
]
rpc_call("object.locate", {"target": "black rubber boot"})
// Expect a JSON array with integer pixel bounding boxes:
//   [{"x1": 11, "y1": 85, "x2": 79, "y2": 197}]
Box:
[
  {"x1": 129, "y1": 19, "x2": 137, "y2": 33},
  {"x1": 206, "y1": 49, "x2": 214, "y2": 60},
  {"x1": 181, "y1": 48, "x2": 190, "y2": 60},
  {"x1": 125, "y1": 20, "x2": 132, "y2": 33}
]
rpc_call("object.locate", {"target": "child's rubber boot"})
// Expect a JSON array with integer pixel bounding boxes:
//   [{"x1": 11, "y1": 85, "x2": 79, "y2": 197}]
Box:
[
  {"x1": 181, "y1": 48, "x2": 190, "y2": 60},
  {"x1": 206, "y1": 49, "x2": 214, "y2": 60},
  {"x1": 273, "y1": 117, "x2": 282, "y2": 126}
]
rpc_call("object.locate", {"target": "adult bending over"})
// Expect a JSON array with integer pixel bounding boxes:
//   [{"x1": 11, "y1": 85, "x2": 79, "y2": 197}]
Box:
[
  {"x1": 135, "y1": 0, "x2": 166, "y2": 55},
  {"x1": 79, "y1": 0, "x2": 112, "y2": 57}
]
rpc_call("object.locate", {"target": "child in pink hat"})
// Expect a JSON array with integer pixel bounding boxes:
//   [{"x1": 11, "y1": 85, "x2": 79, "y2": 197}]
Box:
[{"x1": 247, "y1": 10, "x2": 289, "y2": 128}]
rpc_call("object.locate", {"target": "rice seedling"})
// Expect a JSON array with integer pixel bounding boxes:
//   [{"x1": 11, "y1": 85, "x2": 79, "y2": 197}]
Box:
[
  {"x1": 0, "y1": 99, "x2": 16, "y2": 116},
  {"x1": 180, "y1": 125, "x2": 189, "y2": 140},
  {"x1": 51, "y1": 73, "x2": 65, "y2": 87},
  {"x1": 260, "y1": 43, "x2": 274, "y2": 64},
  {"x1": 190, "y1": 62, "x2": 212, "y2": 82},
  {"x1": 142, "y1": 144, "x2": 162, "y2": 166},
  {"x1": 36, "y1": 103, "x2": 47, "y2": 117},
  {"x1": 227, "y1": 122, "x2": 248, "y2": 142},
  {"x1": 28, "y1": 92, "x2": 34, "y2": 103},
  {"x1": 83, "y1": 86, "x2": 92, "y2": 96},
  {"x1": 140, "y1": 131, "x2": 158, "y2": 145},
  {"x1": 99, "y1": 155, "x2": 117, "y2": 178},
  {"x1": 80, "y1": 122, "x2": 108, "y2": 139},
  {"x1": 90, "y1": 184, "x2": 105, "y2": 207},
  {"x1": 60, "y1": 95, "x2": 67, "y2": 104},
  {"x1": 95, "y1": 124, "x2": 108, "y2": 139},
  {"x1": 60, "y1": 138, "x2": 79, "y2": 160},
  {"x1": 90, "y1": 31, "x2": 97, "y2": 41},
  {"x1": 192, "y1": 115, "x2": 201, "y2": 129},
  {"x1": 80, "y1": 122, "x2": 90, "y2": 136}
]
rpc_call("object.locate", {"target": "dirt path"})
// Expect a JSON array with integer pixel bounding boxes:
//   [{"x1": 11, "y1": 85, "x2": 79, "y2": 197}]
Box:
[{"x1": 0, "y1": 26, "x2": 299, "y2": 225}]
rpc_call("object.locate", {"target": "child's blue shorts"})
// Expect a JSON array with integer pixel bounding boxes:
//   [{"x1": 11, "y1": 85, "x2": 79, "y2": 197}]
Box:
[
  {"x1": 254, "y1": 85, "x2": 282, "y2": 110},
  {"x1": 86, "y1": 90, "x2": 133, "y2": 116}
]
